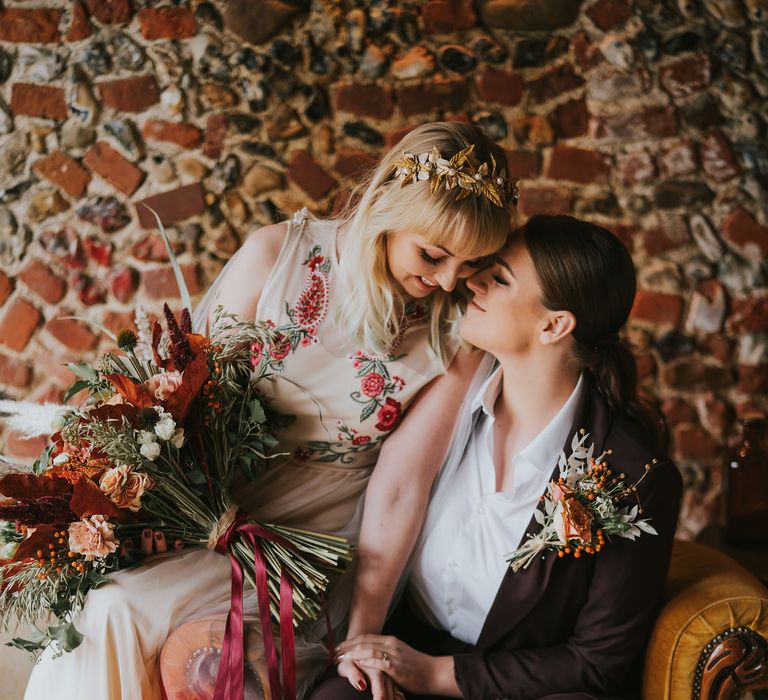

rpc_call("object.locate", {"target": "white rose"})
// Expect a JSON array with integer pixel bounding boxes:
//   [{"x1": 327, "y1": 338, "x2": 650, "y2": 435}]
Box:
[
  {"x1": 170, "y1": 428, "x2": 185, "y2": 449},
  {"x1": 138, "y1": 430, "x2": 156, "y2": 444},
  {"x1": 53, "y1": 452, "x2": 70, "y2": 466},
  {"x1": 140, "y1": 440, "x2": 161, "y2": 461},
  {"x1": 154, "y1": 413, "x2": 176, "y2": 441}
]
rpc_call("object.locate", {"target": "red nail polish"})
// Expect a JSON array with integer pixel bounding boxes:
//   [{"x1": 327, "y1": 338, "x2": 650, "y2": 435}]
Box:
[
  {"x1": 355, "y1": 680, "x2": 367, "y2": 691},
  {"x1": 154, "y1": 532, "x2": 163, "y2": 540}
]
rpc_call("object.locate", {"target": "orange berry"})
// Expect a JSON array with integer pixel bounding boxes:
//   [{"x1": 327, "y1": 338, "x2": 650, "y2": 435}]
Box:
[
  {"x1": 557, "y1": 551, "x2": 565, "y2": 558},
  {"x1": 574, "y1": 550, "x2": 581, "y2": 558}
]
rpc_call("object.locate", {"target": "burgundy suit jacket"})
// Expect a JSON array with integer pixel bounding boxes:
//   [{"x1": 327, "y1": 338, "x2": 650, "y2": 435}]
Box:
[{"x1": 387, "y1": 379, "x2": 683, "y2": 700}]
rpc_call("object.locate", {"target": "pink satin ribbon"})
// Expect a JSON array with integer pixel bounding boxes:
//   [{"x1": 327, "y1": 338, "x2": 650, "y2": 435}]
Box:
[{"x1": 214, "y1": 518, "x2": 296, "y2": 700}]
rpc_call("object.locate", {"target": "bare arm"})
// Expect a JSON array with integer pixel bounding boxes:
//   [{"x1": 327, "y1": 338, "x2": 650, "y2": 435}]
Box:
[
  {"x1": 346, "y1": 348, "x2": 482, "y2": 640},
  {"x1": 203, "y1": 222, "x2": 287, "y2": 331}
]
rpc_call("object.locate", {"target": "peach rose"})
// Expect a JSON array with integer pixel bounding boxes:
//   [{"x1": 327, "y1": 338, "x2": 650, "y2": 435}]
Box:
[
  {"x1": 99, "y1": 465, "x2": 154, "y2": 512},
  {"x1": 68, "y1": 515, "x2": 119, "y2": 561},
  {"x1": 145, "y1": 370, "x2": 183, "y2": 401}
]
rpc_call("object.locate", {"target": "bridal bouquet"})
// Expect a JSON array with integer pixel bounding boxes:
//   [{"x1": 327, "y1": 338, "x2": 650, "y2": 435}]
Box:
[
  {"x1": 0, "y1": 224, "x2": 352, "y2": 687},
  {"x1": 507, "y1": 430, "x2": 657, "y2": 572}
]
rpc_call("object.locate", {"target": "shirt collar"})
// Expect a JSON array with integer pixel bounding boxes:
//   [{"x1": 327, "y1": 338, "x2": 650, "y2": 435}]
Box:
[
  {"x1": 470, "y1": 363, "x2": 503, "y2": 417},
  {"x1": 517, "y1": 373, "x2": 585, "y2": 473}
]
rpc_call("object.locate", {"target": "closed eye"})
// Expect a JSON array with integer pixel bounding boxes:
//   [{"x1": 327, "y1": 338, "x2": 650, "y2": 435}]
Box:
[
  {"x1": 419, "y1": 249, "x2": 443, "y2": 265},
  {"x1": 492, "y1": 273, "x2": 509, "y2": 286}
]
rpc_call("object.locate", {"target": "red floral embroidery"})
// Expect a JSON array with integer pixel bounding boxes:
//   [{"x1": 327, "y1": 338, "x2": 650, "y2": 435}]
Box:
[
  {"x1": 375, "y1": 398, "x2": 402, "y2": 432},
  {"x1": 250, "y1": 341, "x2": 264, "y2": 370},
  {"x1": 360, "y1": 372, "x2": 385, "y2": 397},
  {"x1": 352, "y1": 435, "x2": 371, "y2": 446},
  {"x1": 308, "y1": 254, "x2": 325, "y2": 271},
  {"x1": 295, "y1": 271, "x2": 328, "y2": 330}
]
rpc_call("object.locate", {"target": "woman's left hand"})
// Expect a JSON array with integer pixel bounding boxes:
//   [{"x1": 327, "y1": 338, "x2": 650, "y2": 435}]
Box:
[{"x1": 336, "y1": 635, "x2": 454, "y2": 697}]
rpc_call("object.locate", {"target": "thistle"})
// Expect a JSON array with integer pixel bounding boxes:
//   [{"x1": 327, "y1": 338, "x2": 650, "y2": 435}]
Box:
[
  {"x1": 136, "y1": 407, "x2": 159, "y2": 431},
  {"x1": 116, "y1": 329, "x2": 138, "y2": 352}
]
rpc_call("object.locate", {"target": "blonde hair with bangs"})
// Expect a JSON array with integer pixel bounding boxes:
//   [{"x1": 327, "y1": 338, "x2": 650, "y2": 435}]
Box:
[{"x1": 336, "y1": 122, "x2": 513, "y2": 368}]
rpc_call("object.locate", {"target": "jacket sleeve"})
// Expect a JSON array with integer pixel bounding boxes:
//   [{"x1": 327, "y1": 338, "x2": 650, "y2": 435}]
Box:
[{"x1": 452, "y1": 460, "x2": 683, "y2": 700}]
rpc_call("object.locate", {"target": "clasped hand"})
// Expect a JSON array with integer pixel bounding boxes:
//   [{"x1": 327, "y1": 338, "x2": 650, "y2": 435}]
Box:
[{"x1": 336, "y1": 635, "x2": 446, "y2": 700}]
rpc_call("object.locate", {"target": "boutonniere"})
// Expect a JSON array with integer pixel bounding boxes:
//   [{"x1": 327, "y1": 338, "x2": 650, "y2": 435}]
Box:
[{"x1": 507, "y1": 430, "x2": 658, "y2": 572}]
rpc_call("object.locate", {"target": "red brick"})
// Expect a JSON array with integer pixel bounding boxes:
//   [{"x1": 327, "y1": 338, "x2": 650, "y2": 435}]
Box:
[
  {"x1": 65, "y1": 1, "x2": 92, "y2": 42},
  {"x1": 108, "y1": 266, "x2": 138, "y2": 303},
  {"x1": 699, "y1": 129, "x2": 739, "y2": 183},
  {"x1": 83, "y1": 142, "x2": 144, "y2": 195},
  {"x1": 641, "y1": 227, "x2": 682, "y2": 257},
  {"x1": 0, "y1": 272, "x2": 11, "y2": 307},
  {"x1": 0, "y1": 298, "x2": 41, "y2": 351},
  {"x1": 422, "y1": 0, "x2": 476, "y2": 33},
  {"x1": 135, "y1": 183, "x2": 206, "y2": 229},
  {"x1": 614, "y1": 150, "x2": 656, "y2": 187},
  {"x1": 138, "y1": 7, "x2": 196, "y2": 39},
  {"x1": 475, "y1": 69, "x2": 523, "y2": 106},
  {"x1": 385, "y1": 124, "x2": 418, "y2": 148},
  {"x1": 4, "y1": 432, "x2": 50, "y2": 462},
  {"x1": 634, "y1": 352, "x2": 656, "y2": 382},
  {"x1": 0, "y1": 8, "x2": 61, "y2": 43},
  {"x1": 727, "y1": 297, "x2": 768, "y2": 334},
  {"x1": 203, "y1": 114, "x2": 227, "y2": 160},
  {"x1": 287, "y1": 150, "x2": 337, "y2": 201},
  {"x1": 102, "y1": 310, "x2": 137, "y2": 336},
  {"x1": 553, "y1": 99, "x2": 588, "y2": 139},
  {"x1": 528, "y1": 63, "x2": 585, "y2": 104},
  {"x1": 594, "y1": 106, "x2": 677, "y2": 142},
  {"x1": 10, "y1": 83, "x2": 67, "y2": 121},
  {"x1": 97, "y1": 75, "x2": 159, "y2": 113},
  {"x1": 738, "y1": 365, "x2": 768, "y2": 394},
  {"x1": 674, "y1": 425, "x2": 718, "y2": 461},
  {"x1": 722, "y1": 208, "x2": 768, "y2": 259},
  {"x1": 518, "y1": 186, "x2": 573, "y2": 217},
  {"x1": 697, "y1": 394, "x2": 733, "y2": 439},
  {"x1": 631, "y1": 290, "x2": 684, "y2": 325},
  {"x1": 45, "y1": 316, "x2": 99, "y2": 352},
  {"x1": 84, "y1": 0, "x2": 132, "y2": 25},
  {"x1": 504, "y1": 149, "x2": 541, "y2": 180},
  {"x1": 586, "y1": 0, "x2": 632, "y2": 30},
  {"x1": 18, "y1": 260, "x2": 66, "y2": 305},
  {"x1": 33, "y1": 151, "x2": 91, "y2": 199},
  {"x1": 662, "y1": 397, "x2": 697, "y2": 425},
  {"x1": 660, "y1": 55, "x2": 710, "y2": 98},
  {"x1": 398, "y1": 77, "x2": 470, "y2": 117},
  {"x1": 0, "y1": 353, "x2": 31, "y2": 388},
  {"x1": 701, "y1": 334, "x2": 734, "y2": 364},
  {"x1": 131, "y1": 235, "x2": 170, "y2": 262},
  {"x1": 659, "y1": 140, "x2": 697, "y2": 179},
  {"x1": 27, "y1": 380, "x2": 65, "y2": 405},
  {"x1": 571, "y1": 33, "x2": 603, "y2": 72},
  {"x1": 142, "y1": 120, "x2": 203, "y2": 149},
  {"x1": 333, "y1": 149, "x2": 379, "y2": 180},
  {"x1": 34, "y1": 352, "x2": 77, "y2": 386},
  {"x1": 546, "y1": 145, "x2": 611, "y2": 185},
  {"x1": 141, "y1": 263, "x2": 201, "y2": 300},
  {"x1": 335, "y1": 83, "x2": 394, "y2": 120}
]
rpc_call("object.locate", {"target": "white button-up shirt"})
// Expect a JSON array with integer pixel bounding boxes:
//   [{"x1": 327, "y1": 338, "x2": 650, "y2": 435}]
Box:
[{"x1": 409, "y1": 367, "x2": 584, "y2": 645}]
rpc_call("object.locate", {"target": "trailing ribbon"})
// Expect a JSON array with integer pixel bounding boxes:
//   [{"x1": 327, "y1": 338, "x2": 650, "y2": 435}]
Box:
[{"x1": 213, "y1": 516, "x2": 297, "y2": 700}]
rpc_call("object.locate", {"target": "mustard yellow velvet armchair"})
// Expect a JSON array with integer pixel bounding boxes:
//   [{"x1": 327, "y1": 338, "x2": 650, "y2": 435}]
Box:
[{"x1": 643, "y1": 540, "x2": 768, "y2": 700}]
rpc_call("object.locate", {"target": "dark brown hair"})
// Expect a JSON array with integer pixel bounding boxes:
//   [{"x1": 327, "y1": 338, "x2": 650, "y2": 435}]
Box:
[{"x1": 518, "y1": 214, "x2": 667, "y2": 446}]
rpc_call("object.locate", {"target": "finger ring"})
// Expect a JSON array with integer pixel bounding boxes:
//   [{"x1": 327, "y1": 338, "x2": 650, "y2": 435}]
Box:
[{"x1": 382, "y1": 651, "x2": 389, "y2": 662}]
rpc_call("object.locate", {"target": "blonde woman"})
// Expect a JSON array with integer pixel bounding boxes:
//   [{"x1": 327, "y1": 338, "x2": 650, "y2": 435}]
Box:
[{"x1": 24, "y1": 122, "x2": 517, "y2": 700}]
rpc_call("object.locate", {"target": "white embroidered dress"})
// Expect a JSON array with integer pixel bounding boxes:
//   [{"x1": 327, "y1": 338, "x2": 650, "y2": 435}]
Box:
[{"x1": 24, "y1": 210, "x2": 445, "y2": 700}]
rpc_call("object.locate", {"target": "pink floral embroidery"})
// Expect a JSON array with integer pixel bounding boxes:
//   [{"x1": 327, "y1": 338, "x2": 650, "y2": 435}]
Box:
[{"x1": 375, "y1": 398, "x2": 402, "y2": 432}]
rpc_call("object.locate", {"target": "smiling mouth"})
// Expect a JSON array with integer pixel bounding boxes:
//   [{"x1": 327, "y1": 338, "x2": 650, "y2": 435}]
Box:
[{"x1": 419, "y1": 276, "x2": 438, "y2": 287}]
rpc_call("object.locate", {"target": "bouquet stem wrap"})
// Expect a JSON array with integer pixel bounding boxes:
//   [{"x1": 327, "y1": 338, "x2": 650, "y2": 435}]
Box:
[{"x1": 213, "y1": 512, "x2": 297, "y2": 700}]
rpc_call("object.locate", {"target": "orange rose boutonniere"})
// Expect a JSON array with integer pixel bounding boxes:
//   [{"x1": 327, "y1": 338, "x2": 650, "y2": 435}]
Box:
[{"x1": 507, "y1": 430, "x2": 658, "y2": 572}]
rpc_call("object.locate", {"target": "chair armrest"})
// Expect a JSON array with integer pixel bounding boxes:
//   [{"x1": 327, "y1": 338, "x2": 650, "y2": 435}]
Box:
[{"x1": 643, "y1": 540, "x2": 768, "y2": 700}]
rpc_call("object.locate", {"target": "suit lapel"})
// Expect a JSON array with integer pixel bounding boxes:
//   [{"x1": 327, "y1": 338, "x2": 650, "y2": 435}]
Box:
[{"x1": 475, "y1": 378, "x2": 613, "y2": 649}]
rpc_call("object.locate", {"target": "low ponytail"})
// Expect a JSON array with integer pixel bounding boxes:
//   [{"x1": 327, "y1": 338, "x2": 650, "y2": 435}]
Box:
[{"x1": 519, "y1": 215, "x2": 668, "y2": 449}]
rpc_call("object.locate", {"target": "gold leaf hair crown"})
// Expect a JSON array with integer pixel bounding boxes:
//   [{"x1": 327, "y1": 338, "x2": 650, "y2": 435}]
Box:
[{"x1": 392, "y1": 145, "x2": 519, "y2": 208}]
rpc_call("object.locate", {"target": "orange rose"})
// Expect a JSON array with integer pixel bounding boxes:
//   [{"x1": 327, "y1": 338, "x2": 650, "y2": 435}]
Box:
[
  {"x1": 145, "y1": 370, "x2": 183, "y2": 401},
  {"x1": 68, "y1": 515, "x2": 119, "y2": 561},
  {"x1": 99, "y1": 465, "x2": 154, "y2": 512},
  {"x1": 554, "y1": 496, "x2": 593, "y2": 544}
]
